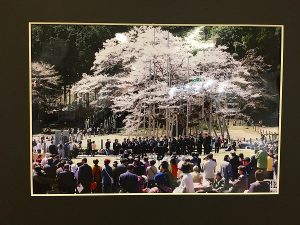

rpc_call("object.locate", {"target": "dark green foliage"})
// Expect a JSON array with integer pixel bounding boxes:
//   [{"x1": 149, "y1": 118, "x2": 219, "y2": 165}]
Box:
[
  {"x1": 31, "y1": 24, "x2": 130, "y2": 86},
  {"x1": 205, "y1": 26, "x2": 281, "y2": 71}
]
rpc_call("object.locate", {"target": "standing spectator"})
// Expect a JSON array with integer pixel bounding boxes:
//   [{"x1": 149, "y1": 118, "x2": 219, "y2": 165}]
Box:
[
  {"x1": 248, "y1": 170, "x2": 270, "y2": 193},
  {"x1": 92, "y1": 159, "x2": 102, "y2": 193},
  {"x1": 143, "y1": 157, "x2": 150, "y2": 169},
  {"x1": 113, "y1": 139, "x2": 121, "y2": 156},
  {"x1": 105, "y1": 139, "x2": 111, "y2": 156},
  {"x1": 243, "y1": 157, "x2": 256, "y2": 187},
  {"x1": 91, "y1": 141, "x2": 97, "y2": 157},
  {"x1": 57, "y1": 144, "x2": 64, "y2": 158},
  {"x1": 255, "y1": 148, "x2": 268, "y2": 173},
  {"x1": 170, "y1": 156, "x2": 178, "y2": 179},
  {"x1": 214, "y1": 137, "x2": 221, "y2": 154},
  {"x1": 63, "y1": 142, "x2": 70, "y2": 159},
  {"x1": 119, "y1": 164, "x2": 139, "y2": 193},
  {"x1": 48, "y1": 141, "x2": 57, "y2": 155},
  {"x1": 101, "y1": 159, "x2": 113, "y2": 193},
  {"x1": 112, "y1": 161, "x2": 120, "y2": 192},
  {"x1": 57, "y1": 164, "x2": 76, "y2": 194},
  {"x1": 273, "y1": 154, "x2": 278, "y2": 181},
  {"x1": 33, "y1": 166, "x2": 51, "y2": 194},
  {"x1": 77, "y1": 158, "x2": 93, "y2": 193},
  {"x1": 266, "y1": 152, "x2": 274, "y2": 179},
  {"x1": 238, "y1": 153, "x2": 244, "y2": 165},
  {"x1": 220, "y1": 155, "x2": 233, "y2": 189},
  {"x1": 87, "y1": 139, "x2": 92, "y2": 156},
  {"x1": 203, "y1": 153, "x2": 217, "y2": 183},
  {"x1": 41, "y1": 153, "x2": 50, "y2": 168},
  {"x1": 203, "y1": 134, "x2": 212, "y2": 155},
  {"x1": 116, "y1": 158, "x2": 128, "y2": 176},
  {"x1": 133, "y1": 157, "x2": 146, "y2": 176},
  {"x1": 196, "y1": 133, "x2": 203, "y2": 155},
  {"x1": 230, "y1": 151, "x2": 240, "y2": 179}
]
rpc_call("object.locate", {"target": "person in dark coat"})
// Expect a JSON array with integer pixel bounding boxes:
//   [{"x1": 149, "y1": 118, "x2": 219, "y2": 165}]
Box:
[
  {"x1": 57, "y1": 164, "x2": 76, "y2": 194},
  {"x1": 119, "y1": 164, "x2": 139, "y2": 193},
  {"x1": 169, "y1": 138, "x2": 177, "y2": 155},
  {"x1": 196, "y1": 134, "x2": 203, "y2": 155},
  {"x1": 48, "y1": 141, "x2": 58, "y2": 155},
  {"x1": 113, "y1": 139, "x2": 121, "y2": 156},
  {"x1": 133, "y1": 157, "x2": 146, "y2": 176},
  {"x1": 248, "y1": 169, "x2": 270, "y2": 193},
  {"x1": 77, "y1": 158, "x2": 93, "y2": 193},
  {"x1": 203, "y1": 134, "x2": 212, "y2": 155},
  {"x1": 230, "y1": 151, "x2": 240, "y2": 179},
  {"x1": 101, "y1": 159, "x2": 113, "y2": 193},
  {"x1": 33, "y1": 166, "x2": 51, "y2": 194},
  {"x1": 87, "y1": 139, "x2": 92, "y2": 156},
  {"x1": 229, "y1": 165, "x2": 248, "y2": 193}
]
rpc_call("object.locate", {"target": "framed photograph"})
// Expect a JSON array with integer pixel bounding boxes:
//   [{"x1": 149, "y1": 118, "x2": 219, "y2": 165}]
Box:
[
  {"x1": 30, "y1": 23, "x2": 283, "y2": 196},
  {"x1": 2, "y1": 0, "x2": 300, "y2": 224}
]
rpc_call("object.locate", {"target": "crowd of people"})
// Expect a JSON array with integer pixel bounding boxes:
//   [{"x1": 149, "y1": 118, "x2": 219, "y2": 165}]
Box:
[
  {"x1": 32, "y1": 132, "x2": 244, "y2": 158},
  {"x1": 32, "y1": 135, "x2": 278, "y2": 194}
]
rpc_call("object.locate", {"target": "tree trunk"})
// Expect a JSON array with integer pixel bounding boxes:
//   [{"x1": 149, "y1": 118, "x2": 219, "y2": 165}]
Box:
[{"x1": 63, "y1": 85, "x2": 67, "y2": 104}]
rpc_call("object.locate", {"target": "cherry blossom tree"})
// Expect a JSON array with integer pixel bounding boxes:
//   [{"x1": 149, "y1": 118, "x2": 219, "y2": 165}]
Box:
[
  {"x1": 72, "y1": 26, "x2": 269, "y2": 136},
  {"x1": 32, "y1": 61, "x2": 61, "y2": 106}
]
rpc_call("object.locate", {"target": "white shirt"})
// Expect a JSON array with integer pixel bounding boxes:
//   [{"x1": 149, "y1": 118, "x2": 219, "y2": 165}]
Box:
[
  {"x1": 179, "y1": 173, "x2": 194, "y2": 193},
  {"x1": 203, "y1": 159, "x2": 217, "y2": 179}
]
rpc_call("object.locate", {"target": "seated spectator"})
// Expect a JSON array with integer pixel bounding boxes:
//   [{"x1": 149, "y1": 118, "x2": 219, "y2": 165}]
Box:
[
  {"x1": 175, "y1": 163, "x2": 194, "y2": 193},
  {"x1": 146, "y1": 160, "x2": 158, "y2": 188},
  {"x1": 211, "y1": 172, "x2": 225, "y2": 193},
  {"x1": 248, "y1": 170, "x2": 270, "y2": 193},
  {"x1": 148, "y1": 172, "x2": 172, "y2": 193},
  {"x1": 229, "y1": 165, "x2": 248, "y2": 193},
  {"x1": 190, "y1": 166, "x2": 203, "y2": 184}
]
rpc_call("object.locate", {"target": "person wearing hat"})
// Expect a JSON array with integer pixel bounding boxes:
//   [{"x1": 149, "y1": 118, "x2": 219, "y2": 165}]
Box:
[
  {"x1": 119, "y1": 164, "x2": 139, "y2": 193},
  {"x1": 101, "y1": 159, "x2": 113, "y2": 193},
  {"x1": 92, "y1": 159, "x2": 102, "y2": 193},
  {"x1": 57, "y1": 164, "x2": 76, "y2": 194}
]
